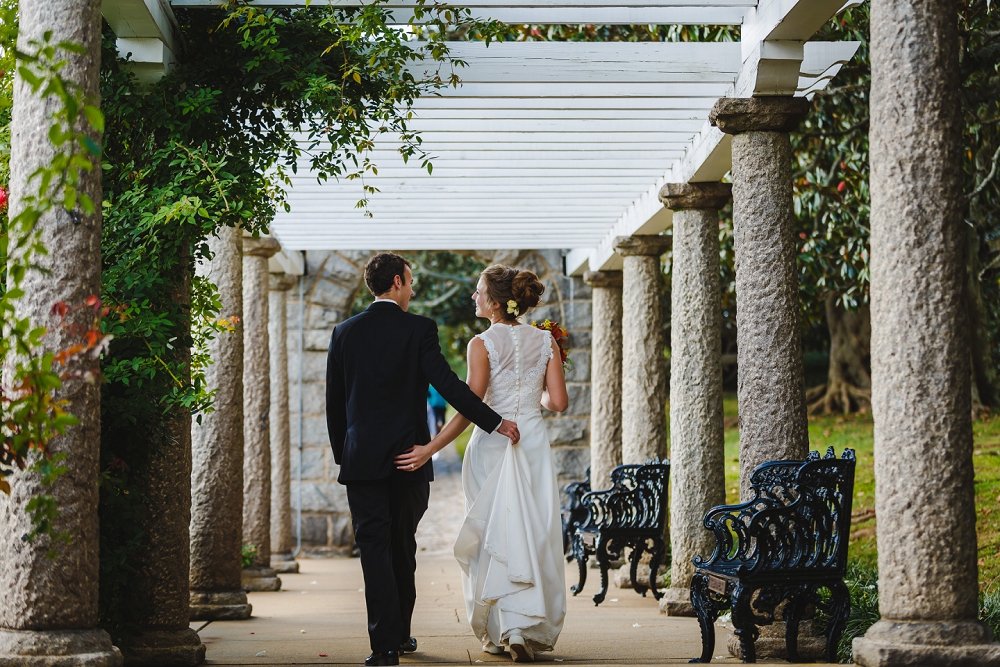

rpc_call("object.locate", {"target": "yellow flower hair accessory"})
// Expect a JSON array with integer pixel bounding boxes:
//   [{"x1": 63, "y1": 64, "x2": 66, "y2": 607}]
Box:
[{"x1": 506, "y1": 299, "x2": 519, "y2": 316}]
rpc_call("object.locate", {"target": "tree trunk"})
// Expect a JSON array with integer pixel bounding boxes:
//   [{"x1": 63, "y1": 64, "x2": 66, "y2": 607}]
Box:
[
  {"x1": 807, "y1": 295, "x2": 871, "y2": 414},
  {"x1": 965, "y1": 221, "x2": 998, "y2": 414}
]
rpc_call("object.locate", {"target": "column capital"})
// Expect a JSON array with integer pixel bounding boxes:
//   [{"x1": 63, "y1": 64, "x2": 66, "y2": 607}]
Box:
[
  {"x1": 269, "y1": 273, "x2": 297, "y2": 292},
  {"x1": 659, "y1": 182, "x2": 733, "y2": 211},
  {"x1": 583, "y1": 270, "x2": 623, "y2": 289},
  {"x1": 709, "y1": 97, "x2": 810, "y2": 134},
  {"x1": 614, "y1": 235, "x2": 671, "y2": 257},
  {"x1": 243, "y1": 235, "x2": 281, "y2": 258}
]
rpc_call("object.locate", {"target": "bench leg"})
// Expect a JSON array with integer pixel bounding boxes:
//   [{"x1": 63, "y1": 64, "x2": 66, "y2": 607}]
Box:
[
  {"x1": 731, "y1": 585, "x2": 759, "y2": 664},
  {"x1": 647, "y1": 536, "x2": 666, "y2": 601},
  {"x1": 630, "y1": 540, "x2": 648, "y2": 597},
  {"x1": 593, "y1": 538, "x2": 612, "y2": 606},
  {"x1": 688, "y1": 573, "x2": 720, "y2": 663},
  {"x1": 823, "y1": 580, "x2": 851, "y2": 664},
  {"x1": 570, "y1": 545, "x2": 588, "y2": 596},
  {"x1": 783, "y1": 593, "x2": 807, "y2": 664}
]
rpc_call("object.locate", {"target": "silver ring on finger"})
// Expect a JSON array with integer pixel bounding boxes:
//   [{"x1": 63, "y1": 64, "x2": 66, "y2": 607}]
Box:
[{"x1": 409, "y1": 463, "x2": 415, "y2": 470}]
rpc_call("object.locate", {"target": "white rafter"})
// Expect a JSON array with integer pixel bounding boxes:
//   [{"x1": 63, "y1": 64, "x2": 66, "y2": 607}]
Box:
[{"x1": 101, "y1": 1, "x2": 861, "y2": 270}]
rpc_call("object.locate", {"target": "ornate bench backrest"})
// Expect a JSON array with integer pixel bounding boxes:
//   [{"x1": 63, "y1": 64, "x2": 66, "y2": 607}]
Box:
[
  {"x1": 748, "y1": 447, "x2": 856, "y2": 576},
  {"x1": 698, "y1": 448, "x2": 855, "y2": 574},
  {"x1": 563, "y1": 467, "x2": 592, "y2": 513},
  {"x1": 698, "y1": 459, "x2": 802, "y2": 566},
  {"x1": 581, "y1": 459, "x2": 670, "y2": 532}
]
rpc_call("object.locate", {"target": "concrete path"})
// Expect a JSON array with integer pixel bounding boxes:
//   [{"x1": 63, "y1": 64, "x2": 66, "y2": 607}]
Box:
[{"x1": 193, "y1": 471, "x2": 837, "y2": 666}]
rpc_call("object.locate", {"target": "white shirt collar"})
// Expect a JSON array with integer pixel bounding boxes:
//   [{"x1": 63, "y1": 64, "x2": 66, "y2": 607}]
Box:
[{"x1": 373, "y1": 297, "x2": 400, "y2": 307}]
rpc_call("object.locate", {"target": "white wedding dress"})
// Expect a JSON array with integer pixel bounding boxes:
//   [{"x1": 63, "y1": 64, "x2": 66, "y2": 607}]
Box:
[{"x1": 454, "y1": 322, "x2": 567, "y2": 654}]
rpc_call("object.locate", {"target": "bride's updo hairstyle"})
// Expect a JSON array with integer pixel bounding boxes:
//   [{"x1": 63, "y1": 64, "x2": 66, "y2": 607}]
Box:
[{"x1": 481, "y1": 265, "x2": 544, "y2": 321}]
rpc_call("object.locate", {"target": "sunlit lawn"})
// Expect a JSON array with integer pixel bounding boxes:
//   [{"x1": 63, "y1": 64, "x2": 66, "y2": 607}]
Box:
[
  {"x1": 447, "y1": 392, "x2": 1000, "y2": 589},
  {"x1": 719, "y1": 393, "x2": 1000, "y2": 591}
]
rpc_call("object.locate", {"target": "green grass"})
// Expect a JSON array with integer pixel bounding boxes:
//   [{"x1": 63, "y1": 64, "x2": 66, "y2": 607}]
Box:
[
  {"x1": 717, "y1": 393, "x2": 1000, "y2": 589},
  {"x1": 714, "y1": 398, "x2": 1000, "y2": 661}
]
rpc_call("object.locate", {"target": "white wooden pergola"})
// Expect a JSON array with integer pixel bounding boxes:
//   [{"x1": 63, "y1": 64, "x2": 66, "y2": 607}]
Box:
[{"x1": 103, "y1": 0, "x2": 861, "y2": 274}]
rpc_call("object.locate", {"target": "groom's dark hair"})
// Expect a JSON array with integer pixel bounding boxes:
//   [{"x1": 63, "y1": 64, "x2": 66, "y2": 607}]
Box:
[{"x1": 364, "y1": 252, "x2": 411, "y2": 296}]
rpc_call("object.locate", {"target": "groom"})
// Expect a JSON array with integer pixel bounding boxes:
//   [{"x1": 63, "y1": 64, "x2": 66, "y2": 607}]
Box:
[{"x1": 326, "y1": 252, "x2": 520, "y2": 666}]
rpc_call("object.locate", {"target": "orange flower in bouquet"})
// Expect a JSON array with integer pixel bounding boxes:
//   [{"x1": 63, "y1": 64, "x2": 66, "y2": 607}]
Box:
[{"x1": 532, "y1": 319, "x2": 572, "y2": 370}]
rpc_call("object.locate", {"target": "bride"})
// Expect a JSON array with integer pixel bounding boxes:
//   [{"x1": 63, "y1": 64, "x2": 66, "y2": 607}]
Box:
[{"x1": 395, "y1": 265, "x2": 569, "y2": 662}]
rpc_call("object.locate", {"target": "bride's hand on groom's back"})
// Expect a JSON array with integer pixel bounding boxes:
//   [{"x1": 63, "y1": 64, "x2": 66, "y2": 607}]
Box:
[
  {"x1": 395, "y1": 444, "x2": 433, "y2": 471},
  {"x1": 497, "y1": 419, "x2": 520, "y2": 444}
]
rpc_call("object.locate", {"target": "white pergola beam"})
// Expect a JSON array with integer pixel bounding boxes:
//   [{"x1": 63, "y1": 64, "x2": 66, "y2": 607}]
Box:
[
  {"x1": 100, "y1": 4, "x2": 863, "y2": 260},
  {"x1": 103, "y1": 0, "x2": 179, "y2": 81},
  {"x1": 169, "y1": 1, "x2": 753, "y2": 24}
]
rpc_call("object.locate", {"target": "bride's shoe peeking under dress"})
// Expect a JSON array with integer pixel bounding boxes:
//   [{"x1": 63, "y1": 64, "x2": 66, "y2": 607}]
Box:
[{"x1": 454, "y1": 322, "x2": 567, "y2": 660}]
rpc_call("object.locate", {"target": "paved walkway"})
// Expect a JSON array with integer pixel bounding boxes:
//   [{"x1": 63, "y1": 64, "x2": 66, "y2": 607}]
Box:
[{"x1": 193, "y1": 470, "x2": 834, "y2": 666}]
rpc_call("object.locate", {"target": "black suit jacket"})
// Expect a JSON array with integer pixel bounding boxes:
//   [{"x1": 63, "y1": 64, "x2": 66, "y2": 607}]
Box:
[{"x1": 326, "y1": 301, "x2": 503, "y2": 483}]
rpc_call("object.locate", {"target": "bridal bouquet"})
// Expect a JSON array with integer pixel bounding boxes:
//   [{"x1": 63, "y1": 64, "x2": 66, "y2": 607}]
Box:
[{"x1": 532, "y1": 319, "x2": 572, "y2": 370}]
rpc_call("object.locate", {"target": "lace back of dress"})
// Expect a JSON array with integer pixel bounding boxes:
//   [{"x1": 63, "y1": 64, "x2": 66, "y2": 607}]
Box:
[{"x1": 477, "y1": 324, "x2": 552, "y2": 419}]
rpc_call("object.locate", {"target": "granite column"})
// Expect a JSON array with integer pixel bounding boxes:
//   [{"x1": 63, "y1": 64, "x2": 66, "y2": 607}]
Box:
[
  {"x1": 852, "y1": 0, "x2": 1000, "y2": 663},
  {"x1": 658, "y1": 183, "x2": 730, "y2": 617},
  {"x1": 0, "y1": 2, "x2": 120, "y2": 664},
  {"x1": 269, "y1": 273, "x2": 299, "y2": 574},
  {"x1": 709, "y1": 97, "x2": 811, "y2": 496},
  {"x1": 241, "y1": 236, "x2": 282, "y2": 592},
  {"x1": 123, "y1": 258, "x2": 205, "y2": 665},
  {"x1": 614, "y1": 236, "x2": 670, "y2": 464},
  {"x1": 584, "y1": 271, "x2": 623, "y2": 491},
  {"x1": 189, "y1": 226, "x2": 251, "y2": 621}
]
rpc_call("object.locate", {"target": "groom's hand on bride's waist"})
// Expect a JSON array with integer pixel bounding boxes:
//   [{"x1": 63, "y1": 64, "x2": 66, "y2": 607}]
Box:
[{"x1": 497, "y1": 419, "x2": 520, "y2": 444}]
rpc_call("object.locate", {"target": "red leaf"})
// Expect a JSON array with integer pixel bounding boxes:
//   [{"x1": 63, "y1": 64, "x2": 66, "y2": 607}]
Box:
[
  {"x1": 51, "y1": 302, "x2": 68, "y2": 318},
  {"x1": 85, "y1": 295, "x2": 100, "y2": 308}
]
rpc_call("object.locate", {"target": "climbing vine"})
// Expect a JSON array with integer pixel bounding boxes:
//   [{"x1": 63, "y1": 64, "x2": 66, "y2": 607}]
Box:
[{"x1": 95, "y1": 1, "x2": 507, "y2": 640}]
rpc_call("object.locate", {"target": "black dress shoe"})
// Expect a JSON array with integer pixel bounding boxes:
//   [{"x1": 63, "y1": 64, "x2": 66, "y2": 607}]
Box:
[
  {"x1": 399, "y1": 637, "x2": 418, "y2": 653},
  {"x1": 365, "y1": 650, "x2": 399, "y2": 666}
]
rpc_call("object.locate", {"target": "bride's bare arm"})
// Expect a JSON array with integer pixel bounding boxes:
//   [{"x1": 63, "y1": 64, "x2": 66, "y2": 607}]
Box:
[
  {"x1": 541, "y1": 337, "x2": 568, "y2": 413},
  {"x1": 395, "y1": 337, "x2": 492, "y2": 470}
]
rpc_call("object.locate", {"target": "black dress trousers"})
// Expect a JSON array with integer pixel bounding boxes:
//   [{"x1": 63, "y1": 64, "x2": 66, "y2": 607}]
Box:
[{"x1": 346, "y1": 468, "x2": 430, "y2": 652}]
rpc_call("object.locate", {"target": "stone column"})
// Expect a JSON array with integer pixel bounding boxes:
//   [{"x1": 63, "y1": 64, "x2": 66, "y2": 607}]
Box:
[
  {"x1": 614, "y1": 236, "x2": 671, "y2": 464},
  {"x1": 583, "y1": 271, "x2": 623, "y2": 491},
  {"x1": 709, "y1": 97, "x2": 811, "y2": 497},
  {"x1": 190, "y1": 226, "x2": 251, "y2": 621},
  {"x1": 658, "y1": 183, "x2": 730, "y2": 617},
  {"x1": 0, "y1": 2, "x2": 120, "y2": 665},
  {"x1": 123, "y1": 261, "x2": 206, "y2": 665},
  {"x1": 241, "y1": 236, "x2": 282, "y2": 592},
  {"x1": 269, "y1": 273, "x2": 299, "y2": 574},
  {"x1": 853, "y1": 0, "x2": 1000, "y2": 663}
]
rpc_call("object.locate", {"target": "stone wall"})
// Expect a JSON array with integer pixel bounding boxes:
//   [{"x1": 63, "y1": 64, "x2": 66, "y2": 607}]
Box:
[{"x1": 286, "y1": 249, "x2": 591, "y2": 549}]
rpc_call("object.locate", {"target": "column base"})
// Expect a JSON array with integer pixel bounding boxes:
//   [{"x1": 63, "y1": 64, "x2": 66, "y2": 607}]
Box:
[
  {"x1": 241, "y1": 567, "x2": 281, "y2": 592},
  {"x1": 189, "y1": 590, "x2": 252, "y2": 621},
  {"x1": 120, "y1": 628, "x2": 205, "y2": 667},
  {"x1": 853, "y1": 619, "x2": 1000, "y2": 666},
  {"x1": 726, "y1": 620, "x2": 825, "y2": 662},
  {"x1": 0, "y1": 628, "x2": 122, "y2": 666},
  {"x1": 270, "y1": 553, "x2": 300, "y2": 574},
  {"x1": 658, "y1": 587, "x2": 696, "y2": 616}
]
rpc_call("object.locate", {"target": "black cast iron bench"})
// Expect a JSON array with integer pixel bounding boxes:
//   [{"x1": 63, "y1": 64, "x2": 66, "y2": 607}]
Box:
[
  {"x1": 567, "y1": 459, "x2": 670, "y2": 606},
  {"x1": 562, "y1": 468, "x2": 591, "y2": 556},
  {"x1": 689, "y1": 447, "x2": 856, "y2": 664}
]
